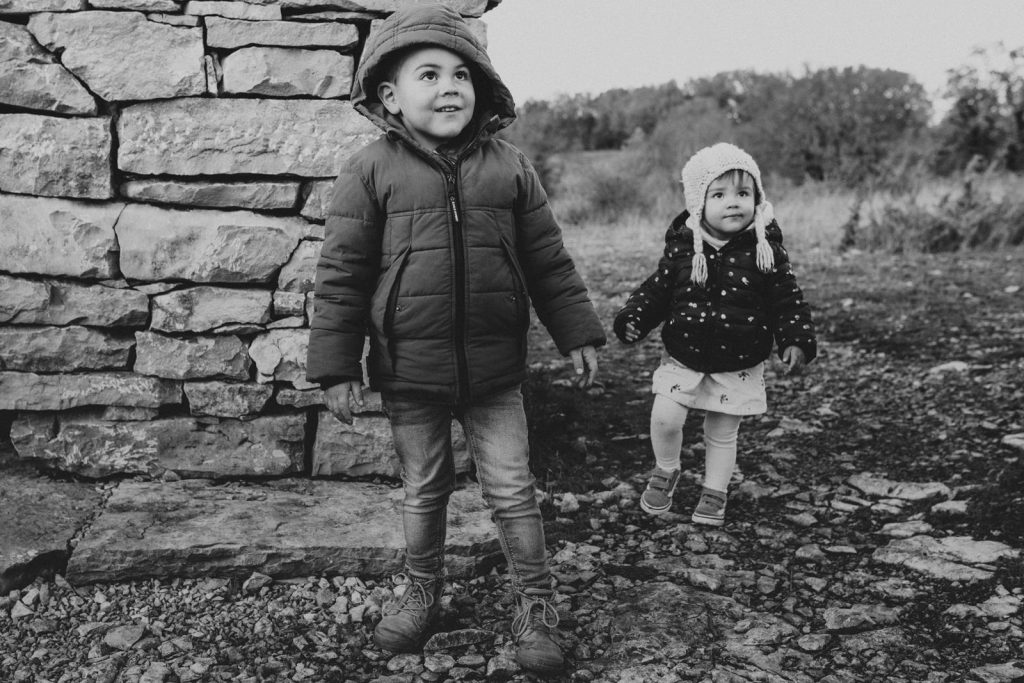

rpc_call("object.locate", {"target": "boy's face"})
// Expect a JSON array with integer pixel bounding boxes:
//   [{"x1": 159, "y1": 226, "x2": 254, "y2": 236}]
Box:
[
  {"x1": 702, "y1": 171, "x2": 755, "y2": 240},
  {"x1": 377, "y1": 47, "x2": 476, "y2": 150}
]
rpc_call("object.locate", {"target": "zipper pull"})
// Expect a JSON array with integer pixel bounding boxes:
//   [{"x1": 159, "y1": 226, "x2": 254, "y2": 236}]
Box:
[{"x1": 449, "y1": 193, "x2": 460, "y2": 224}]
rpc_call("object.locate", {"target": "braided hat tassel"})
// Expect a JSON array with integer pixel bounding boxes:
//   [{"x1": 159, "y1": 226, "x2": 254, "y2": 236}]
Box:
[{"x1": 687, "y1": 214, "x2": 708, "y2": 286}]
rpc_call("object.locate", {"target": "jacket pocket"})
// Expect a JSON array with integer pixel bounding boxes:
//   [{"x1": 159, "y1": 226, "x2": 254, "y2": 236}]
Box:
[
  {"x1": 499, "y1": 236, "x2": 530, "y2": 366},
  {"x1": 370, "y1": 246, "x2": 411, "y2": 337},
  {"x1": 499, "y1": 236, "x2": 530, "y2": 333}
]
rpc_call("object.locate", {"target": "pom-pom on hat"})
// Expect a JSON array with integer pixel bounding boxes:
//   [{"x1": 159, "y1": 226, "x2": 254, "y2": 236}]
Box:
[{"x1": 681, "y1": 142, "x2": 775, "y2": 286}]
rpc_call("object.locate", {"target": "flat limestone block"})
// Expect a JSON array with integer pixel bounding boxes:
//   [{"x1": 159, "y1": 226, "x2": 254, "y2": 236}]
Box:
[
  {"x1": 0, "y1": 461, "x2": 104, "y2": 593},
  {"x1": 66, "y1": 479, "x2": 501, "y2": 584}
]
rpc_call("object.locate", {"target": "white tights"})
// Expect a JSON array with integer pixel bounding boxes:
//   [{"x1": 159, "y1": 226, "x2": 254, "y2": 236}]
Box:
[{"x1": 649, "y1": 394, "x2": 741, "y2": 492}]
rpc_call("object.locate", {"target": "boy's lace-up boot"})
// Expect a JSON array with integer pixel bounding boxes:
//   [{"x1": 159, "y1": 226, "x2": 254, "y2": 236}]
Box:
[
  {"x1": 373, "y1": 573, "x2": 444, "y2": 652},
  {"x1": 511, "y1": 587, "x2": 564, "y2": 674}
]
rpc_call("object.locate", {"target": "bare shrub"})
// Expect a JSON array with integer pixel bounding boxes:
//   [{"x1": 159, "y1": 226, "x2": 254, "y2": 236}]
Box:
[{"x1": 846, "y1": 170, "x2": 1024, "y2": 252}]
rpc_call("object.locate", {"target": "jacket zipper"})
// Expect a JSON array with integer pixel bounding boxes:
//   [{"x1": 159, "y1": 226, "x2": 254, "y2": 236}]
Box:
[
  {"x1": 700, "y1": 247, "x2": 722, "y2": 366},
  {"x1": 444, "y1": 164, "x2": 471, "y2": 402}
]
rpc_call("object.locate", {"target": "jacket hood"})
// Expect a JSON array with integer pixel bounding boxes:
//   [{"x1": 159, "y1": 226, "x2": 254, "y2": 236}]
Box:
[{"x1": 352, "y1": 4, "x2": 516, "y2": 140}]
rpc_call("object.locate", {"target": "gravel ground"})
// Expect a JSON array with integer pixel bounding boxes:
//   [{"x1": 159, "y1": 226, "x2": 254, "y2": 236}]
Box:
[{"x1": 3, "y1": 250, "x2": 1024, "y2": 682}]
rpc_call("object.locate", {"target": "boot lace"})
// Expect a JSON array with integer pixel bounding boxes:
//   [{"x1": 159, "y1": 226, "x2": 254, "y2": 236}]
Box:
[
  {"x1": 385, "y1": 574, "x2": 437, "y2": 616},
  {"x1": 511, "y1": 593, "x2": 560, "y2": 639}
]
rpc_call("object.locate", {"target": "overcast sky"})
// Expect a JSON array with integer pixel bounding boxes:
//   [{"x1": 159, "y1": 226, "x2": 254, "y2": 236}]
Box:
[{"x1": 484, "y1": 0, "x2": 1024, "y2": 109}]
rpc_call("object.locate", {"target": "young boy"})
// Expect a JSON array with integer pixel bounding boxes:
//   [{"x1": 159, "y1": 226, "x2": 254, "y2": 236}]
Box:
[
  {"x1": 614, "y1": 142, "x2": 816, "y2": 526},
  {"x1": 306, "y1": 4, "x2": 605, "y2": 674}
]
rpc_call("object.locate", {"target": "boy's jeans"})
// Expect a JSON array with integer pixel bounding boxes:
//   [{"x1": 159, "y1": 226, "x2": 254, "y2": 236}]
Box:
[{"x1": 383, "y1": 385, "x2": 550, "y2": 591}]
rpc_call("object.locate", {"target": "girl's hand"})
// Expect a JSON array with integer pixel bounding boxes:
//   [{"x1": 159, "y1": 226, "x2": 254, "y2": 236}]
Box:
[
  {"x1": 623, "y1": 321, "x2": 641, "y2": 343},
  {"x1": 782, "y1": 346, "x2": 806, "y2": 375},
  {"x1": 324, "y1": 380, "x2": 365, "y2": 425}
]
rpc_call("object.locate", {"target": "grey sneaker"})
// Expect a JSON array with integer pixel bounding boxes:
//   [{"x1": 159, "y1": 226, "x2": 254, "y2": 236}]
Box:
[
  {"x1": 511, "y1": 588, "x2": 564, "y2": 674},
  {"x1": 373, "y1": 574, "x2": 443, "y2": 652},
  {"x1": 640, "y1": 467, "x2": 681, "y2": 515},
  {"x1": 691, "y1": 487, "x2": 727, "y2": 526}
]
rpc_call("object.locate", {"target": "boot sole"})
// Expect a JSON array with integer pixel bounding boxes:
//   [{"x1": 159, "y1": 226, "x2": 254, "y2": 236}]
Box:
[
  {"x1": 374, "y1": 616, "x2": 438, "y2": 653},
  {"x1": 373, "y1": 630, "x2": 424, "y2": 653},
  {"x1": 515, "y1": 654, "x2": 564, "y2": 675}
]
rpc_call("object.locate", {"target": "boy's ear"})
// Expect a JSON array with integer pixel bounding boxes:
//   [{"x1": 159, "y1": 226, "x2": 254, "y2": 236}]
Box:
[{"x1": 377, "y1": 81, "x2": 401, "y2": 115}]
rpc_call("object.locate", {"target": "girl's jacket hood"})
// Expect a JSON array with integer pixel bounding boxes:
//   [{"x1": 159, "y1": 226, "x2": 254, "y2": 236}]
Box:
[{"x1": 352, "y1": 4, "x2": 517, "y2": 138}]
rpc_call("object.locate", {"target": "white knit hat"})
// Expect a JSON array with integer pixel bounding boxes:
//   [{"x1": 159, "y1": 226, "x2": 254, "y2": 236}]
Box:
[{"x1": 681, "y1": 142, "x2": 775, "y2": 286}]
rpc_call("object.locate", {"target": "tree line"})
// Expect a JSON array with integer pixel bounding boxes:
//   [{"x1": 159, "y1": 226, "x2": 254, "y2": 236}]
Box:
[{"x1": 501, "y1": 44, "x2": 1024, "y2": 190}]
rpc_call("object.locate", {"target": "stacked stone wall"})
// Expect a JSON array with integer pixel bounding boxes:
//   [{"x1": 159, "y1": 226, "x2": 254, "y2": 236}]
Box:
[{"x1": 1, "y1": 0, "x2": 493, "y2": 479}]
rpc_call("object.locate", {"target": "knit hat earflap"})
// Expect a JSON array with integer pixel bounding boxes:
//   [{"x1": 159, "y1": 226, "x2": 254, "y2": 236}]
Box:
[{"x1": 681, "y1": 142, "x2": 775, "y2": 286}]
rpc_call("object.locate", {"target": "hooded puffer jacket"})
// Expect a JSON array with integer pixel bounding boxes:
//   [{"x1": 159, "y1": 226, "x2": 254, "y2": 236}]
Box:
[
  {"x1": 306, "y1": 4, "x2": 605, "y2": 402},
  {"x1": 614, "y1": 210, "x2": 816, "y2": 373}
]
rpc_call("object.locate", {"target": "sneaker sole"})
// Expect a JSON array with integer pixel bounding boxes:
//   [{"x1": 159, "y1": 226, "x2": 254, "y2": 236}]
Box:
[
  {"x1": 690, "y1": 512, "x2": 725, "y2": 527},
  {"x1": 640, "y1": 498, "x2": 672, "y2": 516}
]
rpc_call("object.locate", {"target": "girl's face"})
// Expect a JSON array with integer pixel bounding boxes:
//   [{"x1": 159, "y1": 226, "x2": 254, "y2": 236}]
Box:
[{"x1": 702, "y1": 170, "x2": 755, "y2": 240}]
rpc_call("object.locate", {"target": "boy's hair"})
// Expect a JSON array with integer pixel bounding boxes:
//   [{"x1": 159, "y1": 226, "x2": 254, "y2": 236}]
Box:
[{"x1": 374, "y1": 45, "x2": 418, "y2": 89}]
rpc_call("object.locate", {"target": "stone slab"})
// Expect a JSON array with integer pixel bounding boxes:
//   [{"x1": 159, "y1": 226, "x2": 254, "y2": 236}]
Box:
[
  {"x1": 151, "y1": 286, "x2": 272, "y2": 333},
  {"x1": 115, "y1": 204, "x2": 307, "y2": 284},
  {"x1": 0, "y1": 325, "x2": 133, "y2": 372},
  {"x1": 0, "y1": 0, "x2": 84, "y2": 12},
  {"x1": 872, "y1": 535, "x2": 1020, "y2": 582},
  {"x1": 206, "y1": 16, "x2": 358, "y2": 49},
  {"x1": 117, "y1": 98, "x2": 378, "y2": 177},
  {"x1": 0, "y1": 21, "x2": 96, "y2": 115},
  {"x1": 92, "y1": 0, "x2": 177, "y2": 9},
  {"x1": 312, "y1": 410, "x2": 471, "y2": 477},
  {"x1": 120, "y1": 179, "x2": 300, "y2": 210},
  {"x1": 1, "y1": 194, "x2": 122, "y2": 278},
  {"x1": 0, "y1": 461, "x2": 103, "y2": 594},
  {"x1": 281, "y1": 0, "x2": 490, "y2": 17},
  {"x1": 28, "y1": 10, "x2": 205, "y2": 102},
  {"x1": 134, "y1": 331, "x2": 251, "y2": 380},
  {"x1": 66, "y1": 479, "x2": 501, "y2": 583},
  {"x1": 183, "y1": 0, "x2": 280, "y2": 19},
  {"x1": 277, "y1": 239, "x2": 320, "y2": 293},
  {"x1": 847, "y1": 473, "x2": 951, "y2": 502},
  {"x1": 300, "y1": 179, "x2": 333, "y2": 221},
  {"x1": 312, "y1": 412, "x2": 398, "y2": 477},
  {"x1": 11, "y1": 412, "x2": 305, "y2": 478},
  {"x1": 184, "y1": 380, "x2": 273, "y2": 417},
  {"x1": 0, "y1": 113, "x2": 113, "y2": 199},
  {"x1": 0, "y1": 371, "x2": 181, "y2": 410},
  {"x1": 147, "y1": 12, "x2": 201, "y2": 27},
  {"x1": 248, "y1": 328, "x2": 312, "y2": 388},
  {"x1": 0, "y1": 276, "x2": 149, "y2": 327},
  {"x1": 221, "y1": 47, "x2": 353, "y2": 98},
  {"x1": 272, "y1": 290, "x2": 307, "y2": 318}
]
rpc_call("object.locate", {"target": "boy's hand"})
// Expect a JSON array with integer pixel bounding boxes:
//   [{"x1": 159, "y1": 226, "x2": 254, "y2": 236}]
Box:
[
  {"x1": 781, "y1": 346, "x2": 806, "y2": 375},
  {"x1": 622, "y1": 321, "x2": 641, "y2": 343},
  {"x1": 569, "y1": 345, "x2": 599, "y2": 388},
  {"x1": 324, "y1": 381, "x2": 365, "y2": 425}
]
